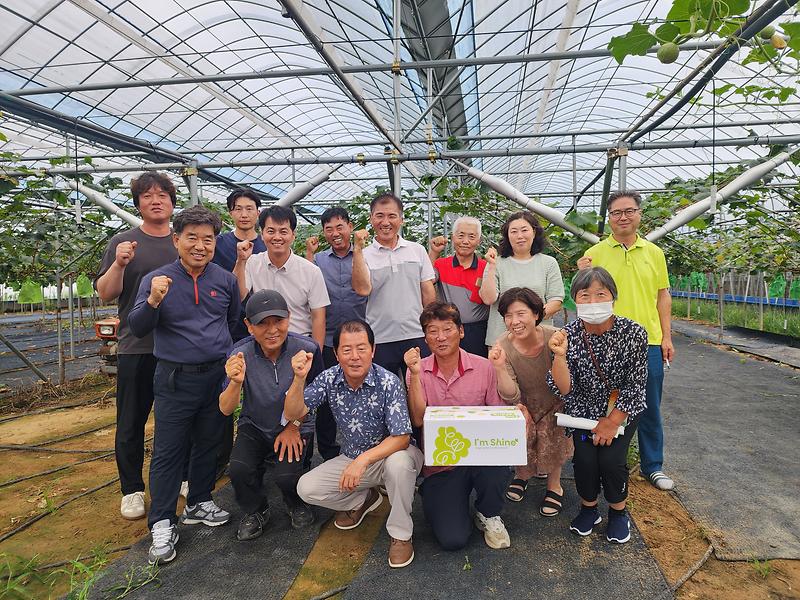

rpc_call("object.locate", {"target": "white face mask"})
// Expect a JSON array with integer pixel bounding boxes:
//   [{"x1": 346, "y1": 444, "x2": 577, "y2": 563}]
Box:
[{"x1": 576, "y1": 301, "x2": 614, "y2": 325}]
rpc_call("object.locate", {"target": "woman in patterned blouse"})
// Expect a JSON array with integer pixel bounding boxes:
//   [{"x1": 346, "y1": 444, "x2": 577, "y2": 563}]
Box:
[{"x1": 547, "y1": 267, "x2": 647, "y2": 544}]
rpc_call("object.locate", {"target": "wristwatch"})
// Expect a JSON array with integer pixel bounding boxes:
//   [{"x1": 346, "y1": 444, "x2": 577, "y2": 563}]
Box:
[{"x1": 289, "y1": 419, "x2": 302, "y2": 428}]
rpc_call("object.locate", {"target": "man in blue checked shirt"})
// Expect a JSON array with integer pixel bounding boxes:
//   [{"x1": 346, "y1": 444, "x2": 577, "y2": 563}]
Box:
[{"x1": 284, "y1": 320, "x2": 423, "y2": 569}]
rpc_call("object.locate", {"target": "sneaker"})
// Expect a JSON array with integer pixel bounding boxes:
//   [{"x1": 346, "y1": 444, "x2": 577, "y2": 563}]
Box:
[
  {"x1": 120, "y1": 491, "x2": 145, "y2": 520},
  {"x1": 179, "y1": 480, "x2": 189, "y2": 499},
  {"x1": 474, "y1": 511, "x2": 511, "y2": 549},
  {"x1": 237, "y1": 507, "x2": 270, "y2": 541},
  {"x1": 606, "y1": 510, "x2": 631, "y2": 544},
  {"x1": 388, "y1": 537, "x2": 414, "y2": 568},
  {"x1": 288, "y1": 503, "x2": 315, "y2": 529},
  {"x1": 181, "y1": 500, "x2": 230, "y2": 527},
  {"x1": 569, "y1": 506, "x2": 602, "y2": 536},
  {"x1": 646, "y1": 471, "x2": 675, "y2": 491},
  {"x1": 148, "y1": 519, "x2": 179, "y2": 564},
  {"x1": 334, "y1": 488, "x2": 382, "y2": 530}
]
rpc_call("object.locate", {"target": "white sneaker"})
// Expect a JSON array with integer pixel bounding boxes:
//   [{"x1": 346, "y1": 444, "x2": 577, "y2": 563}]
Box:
[
  {"x1": 120, "y1": 491, "x2": 145, "y2": 520},
  {"x1": 148, "y1": 519, "x2": 179, "y2": 564},
  {"x1": 179, "y1": 480, "x2": 189, "y2": 499},
  {"x1": 474, "y1": 511, "x2": 511, "y2": 549}
]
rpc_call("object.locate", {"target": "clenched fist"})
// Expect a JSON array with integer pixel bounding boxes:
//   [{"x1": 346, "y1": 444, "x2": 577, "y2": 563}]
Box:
[
  {"x1": 236, "y1": 240, "x2": 253, "y2": 262},
  {"x1": 353, "y1": 229, "x2": 369, "y2": 250},
  {"x1": 429, "y1": 236, "x2": 447, "y2": 257},
  {"x1": 305, "y1": 236, "x2": 320, "y2": 254},
  {"x1": 577, "y1": 256, "x2": 592, "y2": 270},
  {"x1": 403, "y1": 346, "x2": 421, "y2": 375},
  {"x1": 291, "y1": 350, "x2": 314, "y2": 379},
  {"x1": 114, "y1": 241, "x2": 137, "y2": 268},
  {"x1": 488, "y1": 342, "x2": 507, "y2": 368},
  {"x1": 225, "y1": 352, "x2": 246, "y2": 384},
  {"x1": 484, "y1": 247, "x2": 497, "y2": 265},
  {"x1": 147, "y1": 275, "x2": 172, "y2": 308},
  {"x1": 549, "y1": 329, "x2": 568, "y2": 357}
]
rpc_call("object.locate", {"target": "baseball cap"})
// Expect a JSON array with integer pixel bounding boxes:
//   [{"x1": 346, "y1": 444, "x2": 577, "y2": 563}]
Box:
[{"x1": 245, "y1": 289, "x2": 289, "y2": 324}]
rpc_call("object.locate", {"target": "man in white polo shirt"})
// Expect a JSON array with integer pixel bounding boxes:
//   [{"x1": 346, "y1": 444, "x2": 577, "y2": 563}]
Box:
[
  {"x1": 235, "y1": 205, "x2": 330, "y2": 349},
  {"x1": 352, "y1": 192, "x2": 436, "y2": 376}
]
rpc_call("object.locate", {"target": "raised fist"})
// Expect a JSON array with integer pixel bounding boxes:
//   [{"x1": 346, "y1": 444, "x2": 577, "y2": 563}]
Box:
[
  {"x1": 148, "y1": 275, "x2": 172, "y2": 307},
  {"x1": 488, "y1": 342, "x2": 506, "y2": 368},
  {"x1": 291, "y1": 350, "x2": 314, "y2": 379},
  {"x1": 484, "y1": 247, "x2": 497, "y2": 265},
  {"x1": 225, "y1": 352, "x2": 246, "y2": 384},
  {"x1": 549, "y1": 329, "x2": 568, "y2": 357},
  {"x1": 354, "y1": 229, "x2": 369, "y2": 250},
  {"x1": 429, "y1": 236, "x2": 447, "y2": 257},
  {"x1": 114, "y1": 241, "x2": 137, "y2": 268},
  {"x1": 577, "y1": 256, "x2": 592, "y2": 270},
  {"x1": 236, "y1": 240, "x2": 254, "y2": 262},
  {"x1": 403, "y1": 346, "x2": 421, "y2": 375},
  {"x1": 305, "y1": 236, "x2": 320, "y2": 254}
]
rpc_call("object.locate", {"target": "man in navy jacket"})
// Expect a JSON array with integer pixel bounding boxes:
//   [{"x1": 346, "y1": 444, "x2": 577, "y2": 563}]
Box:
[{"x1": 129, "y1": 205, "x2": 239, "y2": 564}]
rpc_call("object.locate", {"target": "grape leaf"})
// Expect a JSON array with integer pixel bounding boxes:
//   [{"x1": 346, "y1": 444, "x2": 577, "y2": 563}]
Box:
[
  {"x1": 655, "y1": 22, "x2": 681, "y2": 42},
  {"x1": 780, "y1": 21, "x2": 800, "y2": 51},
  {"x1": 607, "y1": 23, "x2": 658, "y2": 64}
]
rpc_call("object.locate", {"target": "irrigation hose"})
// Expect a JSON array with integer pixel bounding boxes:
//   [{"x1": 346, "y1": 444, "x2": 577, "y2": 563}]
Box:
[
  {"x1": 310, "y1": 586, "x2": 349, "y2": 600},
  {"x1": 0, "y1": 393, "x2": 111, "y2": 424},
  {"x1": 0, "y1": 444, "x2": 114, "y2": 454},
  {"x1": 32, "y1": 421, "x2": 115, "y2": 447},
  {"x1": 0, "y1": 476, "x2": 120, "y2": 544},
  {"x1": 671, "y1": 544, "x2": 714, "y2": 591}
]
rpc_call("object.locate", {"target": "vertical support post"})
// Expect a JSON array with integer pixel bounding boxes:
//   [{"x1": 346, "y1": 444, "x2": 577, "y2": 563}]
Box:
[
  {"x1": 427, "y1": 185, "x2": 433, "y2": 241},
  {"x1": 426, "y1": 67, "x2": 434, "y2": 242},
  {"x1": 187, "y1": 160, "x2": 199, "y2": 206},
  {"x1": 55, "y1": 273, "x2": 65, "y2": 385},
  {"x1": 392, "y1": 0, "x2": 402, "y2": 195},
  {"x1": 68, "y1": 274, "x2": 75, "y2": 359},
  {"x1": 291, "y1": 149, "x2": 296, "y2": 187},
  {"x1": 759, "y1": 272, "x2": 765, "y2": 331},
  {"x1": 717, "y1": 272, "x2": 724, "y2": 341},
  {"x1": 618, "y1": 147, "x2": 628, "y2": 190},
  {"x1": 66, "y1": 134, "x2": 82, "y2": 224},
  {"x1": 597, "y1": 151, "x2": 617, "y2": 236},
  {"x1": 571, "y1": 134, "x2": 577, "y2": 210}
]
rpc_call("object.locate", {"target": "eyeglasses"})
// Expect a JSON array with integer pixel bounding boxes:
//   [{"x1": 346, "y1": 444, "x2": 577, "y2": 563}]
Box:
[{"x1": 608, "y1": 208, "x2": 640, "y2": 219}]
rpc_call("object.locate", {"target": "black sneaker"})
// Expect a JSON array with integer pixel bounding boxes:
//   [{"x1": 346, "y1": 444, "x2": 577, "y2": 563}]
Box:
[
  {"x1": 288, "y1": 503, "x2": 315, "y2": 529},
  {"x1": 569, "y1": 506, "x2": 602, "y2": 536},
  {"x1": 237, "y1": 507, "x2": 270, "y2": 541},
  {"x1": 606, "y1": 510, "x2": 631, "y2": 544}
]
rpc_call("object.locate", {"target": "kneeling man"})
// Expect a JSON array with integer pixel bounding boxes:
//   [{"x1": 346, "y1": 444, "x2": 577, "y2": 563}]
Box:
[
  {"x1": 404, "y1": 302, "x2": 511, "y2": 550},
  {"x1": 285, "y1": 320, "x2": 423, "y2": 568},
  {"x1": 219, "y1": 290, "x2": 323, "y2": 541}
]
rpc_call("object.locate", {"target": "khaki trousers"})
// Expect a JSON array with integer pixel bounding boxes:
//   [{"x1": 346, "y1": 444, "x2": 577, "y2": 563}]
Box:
[{"x1": 297, "y1": 445, "x2": 423, "y2": 540}]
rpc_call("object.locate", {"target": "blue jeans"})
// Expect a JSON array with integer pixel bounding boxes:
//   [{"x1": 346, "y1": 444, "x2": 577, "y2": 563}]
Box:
[{"x1": 638, "y1": 345, "x2": 664, "y2": 475}]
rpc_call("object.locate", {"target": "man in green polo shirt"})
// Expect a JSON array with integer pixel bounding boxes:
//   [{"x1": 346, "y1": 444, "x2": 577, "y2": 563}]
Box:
[{"x1": 578, "y1": 190, "x2": 675, "y2": 491}]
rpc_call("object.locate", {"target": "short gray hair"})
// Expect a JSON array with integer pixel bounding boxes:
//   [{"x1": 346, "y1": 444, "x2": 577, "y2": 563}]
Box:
[
  {"x1": 570, "y1": 267, "x2": 618, "y2": 301},
  {"x1": 452, "y1": 215, "x2": 481, "y2": 238}
]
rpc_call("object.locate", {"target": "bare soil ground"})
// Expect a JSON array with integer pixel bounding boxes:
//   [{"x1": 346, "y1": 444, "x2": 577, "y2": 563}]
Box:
[{"x1": 0, "y1": 382, "x2": 797, "y2": 599}]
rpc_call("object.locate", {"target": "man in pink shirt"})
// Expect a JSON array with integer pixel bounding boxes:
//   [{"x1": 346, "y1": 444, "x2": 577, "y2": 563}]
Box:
[{"x1": 404, "y1": 302, "x2": 512, "y2": 551}]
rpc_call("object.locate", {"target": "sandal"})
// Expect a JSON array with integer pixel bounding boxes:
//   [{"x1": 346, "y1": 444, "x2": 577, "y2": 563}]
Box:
[
  {"x1": 506, "y1": 478, "x2": 528, "y2": 502},
  {"x1": 539, "y1": 489, "x2": 563, "y2": 517}
]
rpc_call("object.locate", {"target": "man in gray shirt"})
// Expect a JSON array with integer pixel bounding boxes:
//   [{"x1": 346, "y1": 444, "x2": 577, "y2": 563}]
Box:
[{"x1": 95, "y1": 172, "x2": 178, "y2": 521}]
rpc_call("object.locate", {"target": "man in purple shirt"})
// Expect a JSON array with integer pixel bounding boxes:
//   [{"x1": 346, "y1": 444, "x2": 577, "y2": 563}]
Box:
[
  {"x1": 404, "y1": 302, "x2": 512, "y2": 551},
  {"x1": 128, "y1": 205, "x2": 239, "y2": 565}
]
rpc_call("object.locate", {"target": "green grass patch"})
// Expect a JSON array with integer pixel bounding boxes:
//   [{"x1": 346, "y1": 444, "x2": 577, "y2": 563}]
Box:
[{"x1": 672, "y1": 298, "x2": 800, "y2": 339}]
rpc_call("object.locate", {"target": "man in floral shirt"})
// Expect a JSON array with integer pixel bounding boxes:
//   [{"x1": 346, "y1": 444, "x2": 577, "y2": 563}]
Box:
[{"x1": 284, "y1": 320, "x2": 423, "y2": 569}]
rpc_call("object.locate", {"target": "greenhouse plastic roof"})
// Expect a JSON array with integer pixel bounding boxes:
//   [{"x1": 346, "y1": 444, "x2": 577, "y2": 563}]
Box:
[{"x1": 1, "y1": 0, "x2": 800, "y2": 212}]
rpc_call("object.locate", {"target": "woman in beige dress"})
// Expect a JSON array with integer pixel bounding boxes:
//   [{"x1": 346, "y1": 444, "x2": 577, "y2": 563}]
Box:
[{"x1": 489, "y1": 287, "x2": 573, "y2": 516}]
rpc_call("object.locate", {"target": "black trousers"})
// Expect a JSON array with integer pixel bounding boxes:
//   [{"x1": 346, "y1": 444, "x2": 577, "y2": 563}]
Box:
[
  {"x1": 310, "y1": 345, "x2": 342, "y2": 461},
  {"x1": 373, "y1": 337, "x2": 430, "y2": 380},
  {"x1": 419, "y1": 466, "x2": 510, "y2": 551},
  {"x1": 148, "y1": 359, "x2": 226, "y2": 528},
  {"x1": 229, "y1": 422, "x2": 310, "y2": 514},
  {"x1": 115, "y1": 353, "x2": 157, "y2": 495},
  {"x1": 461, "y1": 321, "x2": 488, "y2": 358},
  {"x1": 572, "y1": 417, "x2": 639, "y2": 505}
]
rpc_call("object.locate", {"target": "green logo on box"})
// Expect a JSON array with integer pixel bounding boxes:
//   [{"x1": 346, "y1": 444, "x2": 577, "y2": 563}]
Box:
[{"x1": 432, "y1": 426, "x2": 471, "y2": 465}]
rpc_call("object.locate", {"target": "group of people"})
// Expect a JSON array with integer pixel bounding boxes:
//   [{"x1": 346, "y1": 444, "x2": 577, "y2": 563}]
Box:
[{"x1": 95, "y1": 172, "x2": 675, "y2": 568}]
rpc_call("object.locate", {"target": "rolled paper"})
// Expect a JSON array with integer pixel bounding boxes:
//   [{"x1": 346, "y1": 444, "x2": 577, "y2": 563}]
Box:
[{"x1": 555, "y1": 413, "x2": 625, "y2": 438}]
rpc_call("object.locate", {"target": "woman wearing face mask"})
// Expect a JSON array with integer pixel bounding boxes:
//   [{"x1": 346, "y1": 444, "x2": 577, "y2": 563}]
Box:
[
  {"x1": 547, "y1": 267, "x2": 647, "y2": 544},
  {"x1": 480, "y1": 212, "x2": 564, "y2": 348},
  {"x1": 489, "y1": 287, "x2": 573, "y2": 511}
]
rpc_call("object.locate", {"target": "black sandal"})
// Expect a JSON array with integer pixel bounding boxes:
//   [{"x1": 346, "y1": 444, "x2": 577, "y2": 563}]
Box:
[
  {"x1": 539, "y1": 489, "x2": 563, "y2": 517},
  {"x1": 506, "y1": 478, "x2": 528, "y2": 502}
]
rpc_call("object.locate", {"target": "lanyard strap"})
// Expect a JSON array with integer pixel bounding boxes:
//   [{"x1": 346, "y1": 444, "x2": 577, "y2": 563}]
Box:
[{"x1": 581, "y1": 328, "x2": 609, "y2": 387}]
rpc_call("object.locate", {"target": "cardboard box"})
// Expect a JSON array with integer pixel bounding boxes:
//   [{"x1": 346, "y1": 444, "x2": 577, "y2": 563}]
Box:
[{"x1": 423, "y1": 406, "x2": 527, "y2": 467}]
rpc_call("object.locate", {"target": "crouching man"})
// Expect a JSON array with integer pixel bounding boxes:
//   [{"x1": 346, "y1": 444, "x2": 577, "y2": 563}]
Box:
[
  {"x1": 128, "y1": 205, "x2": 239, "y2": 564},
  {"x1": 284, "y1": 320, "x2": 423, "y2": 568},
  {"x1": 219, "y1": 289, "x2": 323, "y2": 541},
  {"x1": 404, "y1": 302, "x2": 511, "y2": 551}
]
